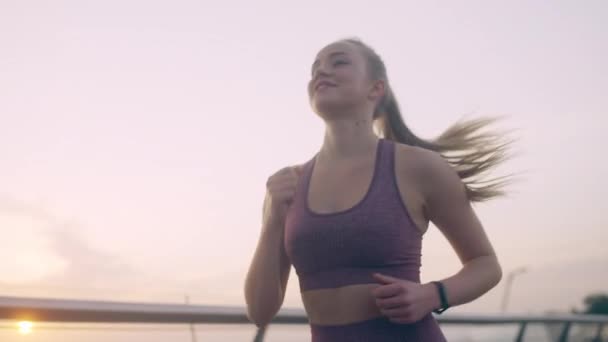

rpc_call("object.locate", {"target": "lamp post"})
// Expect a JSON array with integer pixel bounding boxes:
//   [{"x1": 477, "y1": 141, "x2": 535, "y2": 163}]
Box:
[{"x1": 501, "y1": 267, "x2": 527, "y2": 313}]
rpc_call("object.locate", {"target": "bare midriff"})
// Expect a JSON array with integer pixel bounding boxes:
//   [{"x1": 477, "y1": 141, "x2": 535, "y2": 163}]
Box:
[{"x1": 301, "y1": 284, "x2": 384, "y2": 325}]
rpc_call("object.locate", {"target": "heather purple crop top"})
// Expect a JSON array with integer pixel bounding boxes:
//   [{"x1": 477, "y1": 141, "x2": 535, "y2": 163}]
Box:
[{"x1": 284, "y1": 139, "x2": 424, "y2": 292}]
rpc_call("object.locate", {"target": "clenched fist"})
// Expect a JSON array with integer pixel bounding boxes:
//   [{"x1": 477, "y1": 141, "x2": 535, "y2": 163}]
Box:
[
  {"x1": 263, "y1": 166, "x2": 302, "y2": 227},
  {"x1": 371, "y1": 273, "x2": 440, "y2": 324}
]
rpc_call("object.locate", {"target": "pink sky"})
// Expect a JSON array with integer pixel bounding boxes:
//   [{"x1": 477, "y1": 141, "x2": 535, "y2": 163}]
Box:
[{"x1": 1, "y1": 0, "x2": 607, "y2": 322}]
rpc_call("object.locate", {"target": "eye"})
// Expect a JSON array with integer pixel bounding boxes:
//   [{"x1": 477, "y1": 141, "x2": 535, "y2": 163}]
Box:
[
  {"x1": 310, "y1": 58, "x2": 349, "y2": 76},
  {"x1": 333, "y1": 59, "x2": 349, "y2": 66}
]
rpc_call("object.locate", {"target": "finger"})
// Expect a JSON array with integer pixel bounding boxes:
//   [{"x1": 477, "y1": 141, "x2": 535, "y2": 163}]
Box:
[
  {"x1": 379, "y1": 306, "x2": 410, "y2": 317},
  {"x1": 270, "y1": 168, "x2": 293, "y2": 182},
  {"x1": 268, "y1": 185, "x2": 295, "y2": 199},
  {"x1": 371, "y1": 283, "x2": 403, "y2": 298},
  {"x1": 290, "y1": 167, "x2": 300, "y2": 180},
  {"x1": 292, "y1": 165, "x2": 303, "y2": 176},
  {"x1": 280, "y1": 166, "x2": 295, "y2": 175},
  {"x1": 269, "y1": 175, "x2": 299, "y2": 189},
  {"x1": 268, "y1": 182, "x2": 297, "y2": 196},
  {"x1": 375, "y1": 296, "x2": 406, "y2": 310},
  {"x1": 275, "y1": 189, "x2": 296, "y2": 201},
  {"x1": 372, "y1": 273, "x2": 400, "y2": 284},
  {"x1": 278, "y1": 171, "x2": 300, "y2": 185}
]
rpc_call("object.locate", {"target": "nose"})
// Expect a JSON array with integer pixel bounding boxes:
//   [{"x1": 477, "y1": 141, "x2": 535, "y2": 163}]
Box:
[{"x1": 312, "y1": 62, "x2": 331, "y2": 80}]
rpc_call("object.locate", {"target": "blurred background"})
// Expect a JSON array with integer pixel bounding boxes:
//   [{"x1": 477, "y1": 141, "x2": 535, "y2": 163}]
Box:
[{"x1": 1, "y1": 0, "x2": 607, "y2": 340}]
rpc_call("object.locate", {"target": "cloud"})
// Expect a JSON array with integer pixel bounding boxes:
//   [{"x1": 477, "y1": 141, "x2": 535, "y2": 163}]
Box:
[
  {"x1": 42, "y1": 227, "x2": 136, "y2": 285},
  {"x1": 0, "y1": 194, "x2": 60, "y2": 224},
  {"x1": 0, "y1": 195, "x2": 141, "y2": 299}
]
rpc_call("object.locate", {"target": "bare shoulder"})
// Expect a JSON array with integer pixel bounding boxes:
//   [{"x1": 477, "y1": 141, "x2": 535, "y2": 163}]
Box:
[
  {"x1": 393, "y1": 143, "x2": 452, "y2": 180},
  {"x1": 393, "y1": 143, "x2": 465, "y2": 200},
  {"x1": 393, "y1": 143, "x2": 443, "y2": 172}
]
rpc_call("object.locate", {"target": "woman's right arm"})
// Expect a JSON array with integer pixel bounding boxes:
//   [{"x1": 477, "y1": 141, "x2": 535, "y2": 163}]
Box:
[{"x1": 244, "y1": 166, "x2": 300, "y2": 327}]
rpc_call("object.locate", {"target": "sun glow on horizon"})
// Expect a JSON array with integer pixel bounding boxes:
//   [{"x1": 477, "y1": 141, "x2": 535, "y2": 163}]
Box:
[{"x1": 18, "y1": 321, "x2": 33, "y2": 335}]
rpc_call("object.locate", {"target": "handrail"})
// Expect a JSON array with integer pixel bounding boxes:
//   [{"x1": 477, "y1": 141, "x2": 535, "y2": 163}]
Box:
[
  {"x1": 0, "y1": 296, "x2": 304, "y2": 324},
  {"x1": 1, "y1": 296, "x2": 606, "y2": 341}
]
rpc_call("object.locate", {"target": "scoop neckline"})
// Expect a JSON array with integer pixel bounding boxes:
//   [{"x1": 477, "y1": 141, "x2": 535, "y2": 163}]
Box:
[{"x1": 305, "y1": 139, "x2": 384, "y2": 217}]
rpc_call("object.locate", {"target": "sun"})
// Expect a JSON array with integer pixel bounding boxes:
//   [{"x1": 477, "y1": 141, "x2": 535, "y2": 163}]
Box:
[{"x1": 18, "y1": 321, "x2": 33, "y2": 335}]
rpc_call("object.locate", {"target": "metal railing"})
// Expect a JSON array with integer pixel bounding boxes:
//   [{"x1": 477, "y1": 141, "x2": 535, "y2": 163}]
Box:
[{"x1": 1, "y1": 295, "x2": 606, "y2": 341}]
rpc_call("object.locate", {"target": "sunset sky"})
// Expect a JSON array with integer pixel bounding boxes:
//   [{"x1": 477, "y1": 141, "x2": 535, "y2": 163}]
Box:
[{"x1": 1, "y1": 0, "x2": 607, "y2": 326}]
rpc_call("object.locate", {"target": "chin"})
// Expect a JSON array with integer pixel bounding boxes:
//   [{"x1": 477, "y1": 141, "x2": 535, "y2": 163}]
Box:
[{"x1": 311, "y1": 97, "x2": 351, "y2": 118}]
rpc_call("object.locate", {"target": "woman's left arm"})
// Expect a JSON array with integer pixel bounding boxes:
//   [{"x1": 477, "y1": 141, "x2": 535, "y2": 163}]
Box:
[
  {"x1": 421, "y1": 150, "x2": 503, "y2": 310},
  {"x1": 371, "y1": 148, "x2": 502, "y2": 323}
]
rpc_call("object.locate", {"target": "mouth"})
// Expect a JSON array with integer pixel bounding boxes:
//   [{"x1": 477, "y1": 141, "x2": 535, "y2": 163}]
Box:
[{"x1": 314, "y1": 80, "x2": 337, "y2": 91}]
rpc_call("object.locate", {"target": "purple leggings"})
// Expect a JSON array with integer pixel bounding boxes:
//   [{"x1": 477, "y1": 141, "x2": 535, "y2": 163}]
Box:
[{"x1": 310, "y1": 314, "x2": 447, "y2": 342}]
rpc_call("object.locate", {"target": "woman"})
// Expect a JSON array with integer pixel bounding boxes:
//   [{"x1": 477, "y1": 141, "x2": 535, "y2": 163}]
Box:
[{"x1": 245, "y1": 38, "x2": 509, "y2": 341}]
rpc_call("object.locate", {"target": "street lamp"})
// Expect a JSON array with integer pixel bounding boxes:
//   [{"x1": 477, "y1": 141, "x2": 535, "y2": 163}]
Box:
[{"x1": 501, "y1": 267, "x2": 528, "y2": 312}]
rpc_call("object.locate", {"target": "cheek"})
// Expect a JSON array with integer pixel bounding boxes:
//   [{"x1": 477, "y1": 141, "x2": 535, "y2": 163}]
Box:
[
  {"x1": 337, "y1": 72, "x2": 368, "y2": 96},
  {"x1": 307, "y1": 80, "x2": 314, "y2": 98},
  {"x1": 336, "y1": 83, "x2": 367, "y2": 103}
]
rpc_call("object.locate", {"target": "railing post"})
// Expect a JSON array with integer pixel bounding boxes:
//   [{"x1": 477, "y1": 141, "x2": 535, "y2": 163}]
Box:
[
  {"x1": 593, "y1": 323, "x2": 604, "y2": 342},
  {"x1": 515, "y1": 322, "x2": 527, "y2": 342},
  {"x1": 558, "y1": 322, "x2": 571, "y2": 342},
  {"x1": 253, "y1": 325, "x2": 267, "y2": 342}
]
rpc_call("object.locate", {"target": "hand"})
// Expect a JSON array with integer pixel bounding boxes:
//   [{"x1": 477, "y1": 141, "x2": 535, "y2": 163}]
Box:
[
  {"x1": 371, "y1": 273, "x2": 440, "y2": 324},
  {"x1": 263, "y1": 165, "x2": 302, "y2": 226}
]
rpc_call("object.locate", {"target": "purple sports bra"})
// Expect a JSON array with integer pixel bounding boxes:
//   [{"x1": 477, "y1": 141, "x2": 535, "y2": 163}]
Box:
[{"x1": 284, "y1": 138, "x2": 424, "y2": 292}]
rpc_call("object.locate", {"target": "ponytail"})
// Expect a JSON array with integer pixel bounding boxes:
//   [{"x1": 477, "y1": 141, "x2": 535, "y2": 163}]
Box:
[
  {"x1": 376, "y1": 88, "x2": 512, "y2": 202},
  {"x1": 344, "y1": 38, "x2": 513, "y2": 202}
]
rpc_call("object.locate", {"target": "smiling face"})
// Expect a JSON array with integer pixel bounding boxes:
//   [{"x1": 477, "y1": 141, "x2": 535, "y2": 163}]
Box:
[{"x1": 308, "y1": 41, "x2": 384, "y2": 119}]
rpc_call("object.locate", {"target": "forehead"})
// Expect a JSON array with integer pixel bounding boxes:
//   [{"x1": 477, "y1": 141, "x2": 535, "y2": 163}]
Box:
[{"x1": 314, "y1": 41, "x2": 360, "y2": 61}]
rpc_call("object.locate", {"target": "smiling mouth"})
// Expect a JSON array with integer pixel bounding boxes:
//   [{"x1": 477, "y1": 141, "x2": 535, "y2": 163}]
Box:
[{"x1": 315, "y1": 82, "x2": 336, "y2": 91}]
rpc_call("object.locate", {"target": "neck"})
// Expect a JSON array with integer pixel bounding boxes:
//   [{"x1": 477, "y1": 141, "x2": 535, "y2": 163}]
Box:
[{"x1": 320, "y1": 117, "x2": 379, "y2": 161}]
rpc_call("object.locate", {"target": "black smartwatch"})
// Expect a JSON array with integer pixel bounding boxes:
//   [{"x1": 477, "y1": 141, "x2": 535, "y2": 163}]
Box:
[{"x1": 431, "y1": 281, "x2": 450, "y2": 314}]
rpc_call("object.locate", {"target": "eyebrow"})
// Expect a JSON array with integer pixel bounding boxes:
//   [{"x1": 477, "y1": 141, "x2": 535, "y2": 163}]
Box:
[{"x1": 311, "y1": 51, "x2": 348, "y2": 72}]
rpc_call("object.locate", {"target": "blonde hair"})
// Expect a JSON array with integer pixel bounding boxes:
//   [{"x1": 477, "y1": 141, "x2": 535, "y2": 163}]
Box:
[{"x1": 345, "y1": 38, "x2": 513, "y2": 202}]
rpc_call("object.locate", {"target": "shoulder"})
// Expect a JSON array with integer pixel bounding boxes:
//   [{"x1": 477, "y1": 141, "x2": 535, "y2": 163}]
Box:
[
  {"x1": 393, "y1": 142, "x2": 453, "y2": 182},
  {"x1": 393, "y1": 143, "x2": 443, "y2": 174},
  {"x1": 393, "y1": 142, "x2": 465, "y2": 202}
]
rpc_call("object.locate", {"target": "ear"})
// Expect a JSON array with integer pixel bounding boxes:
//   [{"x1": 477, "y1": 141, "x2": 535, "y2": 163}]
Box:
[{"x1": 367, "y1": 79, "x2": 385, "y2": 103}]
